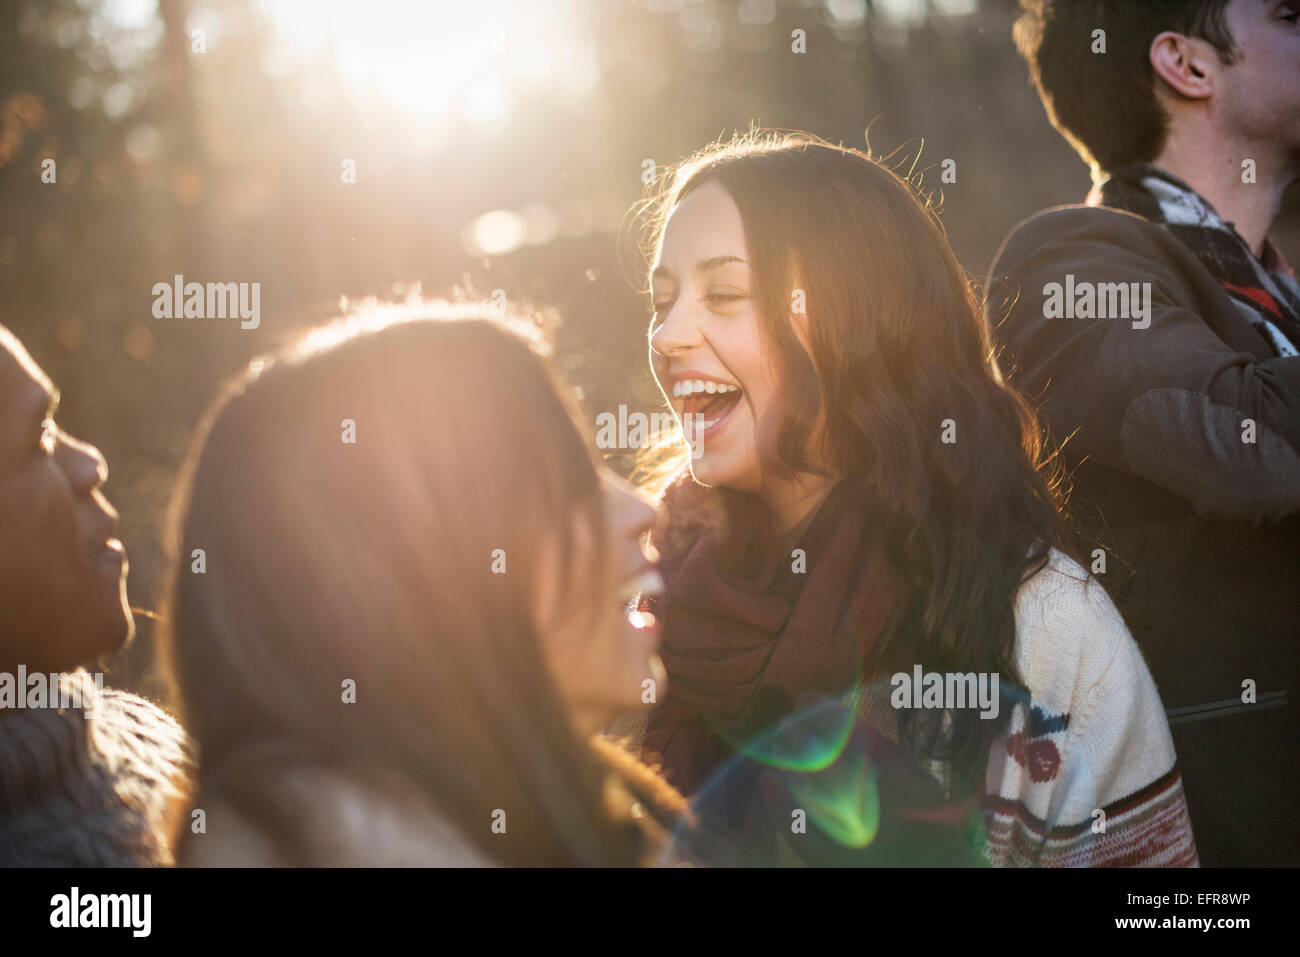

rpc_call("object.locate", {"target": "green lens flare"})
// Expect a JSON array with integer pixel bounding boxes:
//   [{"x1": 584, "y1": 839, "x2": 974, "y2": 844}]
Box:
[
  {"x1": 719, "y1": 691, "x2": 859, "y2": 773},
  {"x1": 665, "y1": 688, "x2": 995, "y2": 866},
  {"x1": 784, "y1": 748, "x2": 880, "y2": 848}
]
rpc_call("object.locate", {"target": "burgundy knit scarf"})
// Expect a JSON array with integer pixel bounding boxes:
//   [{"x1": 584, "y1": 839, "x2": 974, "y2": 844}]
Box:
[{"x1": 641, "y1": 472, "x2": 895, "y2": 795}]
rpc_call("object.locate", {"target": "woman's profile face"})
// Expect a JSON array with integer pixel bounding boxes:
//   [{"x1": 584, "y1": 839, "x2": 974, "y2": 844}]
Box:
[
  {"x1": 649, "y1": 179, "x2": 782, "y2": 494},
  {"x1": 537, "y1": 472, "x2": 665, "y2": 735}
]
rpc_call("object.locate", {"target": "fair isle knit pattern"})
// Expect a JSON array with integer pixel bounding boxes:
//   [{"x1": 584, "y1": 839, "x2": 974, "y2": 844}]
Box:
[
  {"x1": 980, "y1": 550, "x2": 1198, "y2": 867},
  {"x1": 0, "y1": 670, "x2": 192, "y2": 866}
]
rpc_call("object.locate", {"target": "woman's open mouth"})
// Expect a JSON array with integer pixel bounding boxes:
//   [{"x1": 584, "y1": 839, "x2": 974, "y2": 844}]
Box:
[
  {"x1": 673, "y1": 377, "x2": 743, "y2": 445},
  {"x1": 618, "y1": 567, "x2": 663, "y2": 635}
]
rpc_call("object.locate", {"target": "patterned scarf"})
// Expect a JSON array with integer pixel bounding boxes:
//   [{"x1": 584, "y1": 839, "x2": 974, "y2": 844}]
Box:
[
  {"x1": 1092, "y1": 164, "x2": 1300, "y2": 358},
  {"x1": 640, "y1": 472, "x2": 895, "y2": 795},
  {"x1": 637, "y1": 475, "x2": 992, "y2": 865}
]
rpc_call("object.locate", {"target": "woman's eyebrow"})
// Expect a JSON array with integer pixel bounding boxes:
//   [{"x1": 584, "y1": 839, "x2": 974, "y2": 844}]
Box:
[
  {"x1": 653, "y1": 255, "x2": 747, "y2": 282},
  {"x1": 696, "y1": 255, "x2": 746, "y2": 272}
]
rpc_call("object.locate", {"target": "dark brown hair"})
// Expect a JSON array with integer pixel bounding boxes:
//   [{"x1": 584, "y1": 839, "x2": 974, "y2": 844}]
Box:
[
  {"x1": 635, "y1": 132, "x2": 1077, "y2": 788},
  {"x1": 161, "y1": 302, "x2": 664, "y2": 865},
  {"x1": 1015, "y1": 0, "x2": 1237, "y2": 173}
]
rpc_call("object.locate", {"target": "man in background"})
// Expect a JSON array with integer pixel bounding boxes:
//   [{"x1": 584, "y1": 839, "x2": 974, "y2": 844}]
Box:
[{"x1": 990, "y1": 0, "x2": 1300, "y2": 865}]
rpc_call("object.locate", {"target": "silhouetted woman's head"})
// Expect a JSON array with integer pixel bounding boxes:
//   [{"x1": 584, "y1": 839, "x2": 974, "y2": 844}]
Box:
[{"x1": 164, "y1": 303, "x2": 664, "y2": 865}]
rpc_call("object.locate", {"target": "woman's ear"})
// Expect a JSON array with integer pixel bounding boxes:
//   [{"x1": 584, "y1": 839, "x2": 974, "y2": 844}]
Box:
[{"x1": 1149, "y1": 31, "x2": 1217, "y2": 101}]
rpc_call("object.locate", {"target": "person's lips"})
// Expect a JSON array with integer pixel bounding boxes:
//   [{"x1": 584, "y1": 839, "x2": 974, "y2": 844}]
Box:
[
  {"x1": 668, "y1": 370, "x2": 744, "y2": 448},
  {"x1": 618, "y1": 566, "x2": 664, "y2": 604},
  {"x1": 99, "y1": 536, "x2": 126, "y2": 571},
  {"x1": 670, "y1": 373, "x2": 744, "y2": 418},
  {"x1": 91, "y1": 510, "x2": 126, "y2": 574},
  {"x1": 618, "y1": 564, "x2": 663, "y2": 639}
]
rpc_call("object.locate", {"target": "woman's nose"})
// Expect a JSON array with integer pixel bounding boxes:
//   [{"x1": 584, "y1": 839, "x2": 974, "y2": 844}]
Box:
[
  {"x1": 603, "y1": 473, "x2": 659, "y2": 540},
  {"x1": 650, "y1": 301, "x2": 704, "y2": 357},
  {"x1": 55, "y1": 431, "x2": 108, "y2": 494},
  {"x1": 624, "y1": 490, "x2": 658, "y2": 541}
]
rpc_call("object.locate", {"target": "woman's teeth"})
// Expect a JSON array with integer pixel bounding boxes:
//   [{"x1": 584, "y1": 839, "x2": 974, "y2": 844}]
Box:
[
  {"x1": 674, "y1": 379, "x2": 743, "y2": 434},
  {"x1": 672, "y1": 379, "x2": 740, "y2": 398},
  {"x1": 619, "y1": 568, "x2": 665, "y2": 603}
]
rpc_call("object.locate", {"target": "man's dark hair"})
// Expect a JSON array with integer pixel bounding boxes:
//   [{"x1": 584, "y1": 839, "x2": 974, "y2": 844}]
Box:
[{"x1": 1015, "y1": 0, "x2": 1237, "y2": 172}]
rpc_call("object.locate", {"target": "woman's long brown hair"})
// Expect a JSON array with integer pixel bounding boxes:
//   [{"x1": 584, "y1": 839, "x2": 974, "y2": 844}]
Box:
[
  {"x1": 160, "y1": 303, "x2": 654, "y2": 865},
  {"x1": 633, "y1": 132, "x2": 1078, "y2": 789}
]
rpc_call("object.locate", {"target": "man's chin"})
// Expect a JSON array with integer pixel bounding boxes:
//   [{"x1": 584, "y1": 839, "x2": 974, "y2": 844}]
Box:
[
  {"x1": 116, "y1": 599, "x2": 136, "y2": 649},
  {"x1": 106, "y1": 549, "x2": 133, "y2": 630},
  {"x1": 112, "y1": 574, "x2": 136, "y2": 648},
  {"x1": 84, "y1": 581, "x2": 136, "y2": 665}
]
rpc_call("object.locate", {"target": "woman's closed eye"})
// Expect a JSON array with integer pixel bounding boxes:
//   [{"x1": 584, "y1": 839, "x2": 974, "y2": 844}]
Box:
[
  {"x1": 649, "y1": 284, "x2": 747, "y2": 318},
  {"x1": 650, "y1": 280, "x2": 676, "y2": 315},
  {"x1": 703, "y1": 289, "x2": 747, "y2": 309}
]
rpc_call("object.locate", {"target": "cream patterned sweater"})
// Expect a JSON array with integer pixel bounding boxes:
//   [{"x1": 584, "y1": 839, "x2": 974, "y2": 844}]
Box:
[
  {"x1": 607, "y1": 549, "x2": 1199, "y2": 867},
  {"x1": 975, "y1": 549, "x2": 1197, "y2": 866}
]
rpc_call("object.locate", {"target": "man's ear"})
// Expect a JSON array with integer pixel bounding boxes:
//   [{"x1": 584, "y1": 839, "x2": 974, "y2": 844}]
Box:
[{"x1": 1150, "y1": 31, "x2": 1218, "y2": 101}]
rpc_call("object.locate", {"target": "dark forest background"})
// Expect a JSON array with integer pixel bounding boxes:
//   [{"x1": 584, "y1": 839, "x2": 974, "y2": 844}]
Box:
[{"x1": 3, "y1": 0, "x2": 1297, "y2": 699}]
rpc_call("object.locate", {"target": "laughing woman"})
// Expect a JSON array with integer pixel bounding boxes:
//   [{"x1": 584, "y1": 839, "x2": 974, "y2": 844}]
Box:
[{"x1": 626, "y1": 132, "x2": 1198, "y2": 867}]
